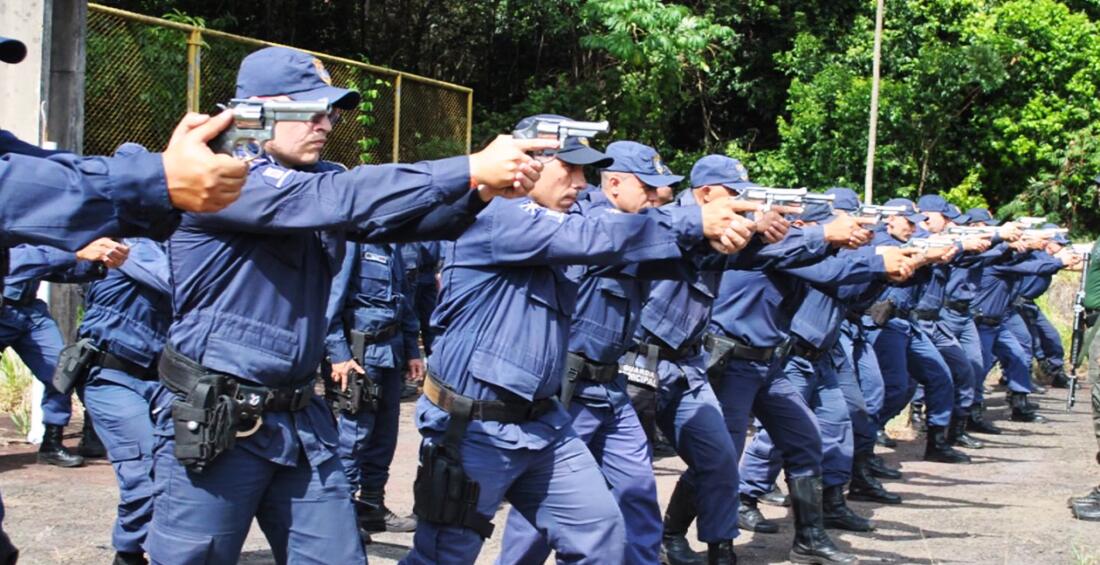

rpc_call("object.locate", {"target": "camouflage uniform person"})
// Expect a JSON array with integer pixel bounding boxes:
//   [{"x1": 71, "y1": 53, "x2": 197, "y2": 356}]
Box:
[{"x1": 1070, "y1": 238, "x2": 1100, "y2": 520}]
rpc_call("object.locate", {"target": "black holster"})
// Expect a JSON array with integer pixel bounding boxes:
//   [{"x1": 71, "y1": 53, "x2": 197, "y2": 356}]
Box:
[
  {"x1": 323, "y1": 368, "x2": 381, "y2": 415},
  {"x1": 169, "y1": 374, "x2": 239, "y2": 474},
  {"x1": 412, "y1": 394, "x2": 494, "y2": 539},
  {"x1": 558, "y1": 353, "x2": 586, "y2": 409},
  {"x1": 867, "y1": 300, "x2": 896, "y2": 326},
  {"x1": 703, "y1": 333, "x2": 735, "y2": 380},
  {"x1": 51, "y1": 338, "x2": 99, "y2": 396}
]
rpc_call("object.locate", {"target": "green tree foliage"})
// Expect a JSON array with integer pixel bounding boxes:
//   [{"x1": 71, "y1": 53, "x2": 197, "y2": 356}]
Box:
[{"x1": 100, "y1": 0, "x2": 1100, "y2": 235}]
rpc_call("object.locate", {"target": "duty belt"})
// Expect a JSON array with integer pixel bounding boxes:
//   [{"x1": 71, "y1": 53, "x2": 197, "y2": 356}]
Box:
[
  {"x1": 975, "y1": 314, "x2": 1002, "y2": 326},
  {"x1": 911, "y1": 309, "x2": 940, "y2": 322},
  {"x1": 706, "y1": 333, "x2": 788, "y2": 363},
  {"x1": 633, "y1": 339, "x2": 699, "y2": 362},
  {"x1": 789, "y1": 338, "x2": 824, "y2": 362},
  {"x1": 422, "y1": 372, "x2": 558, "y2": 423},
  {"x1": 945, "y1": 299, "x2": 970, "y2": 314},
  {"x1": 159, "y1": 344, "x2": 314, "y2": 433},
  {"x1": 572, "y1": 356, "x2": 619, "y2": 384},
  {"x1": 349, "y1": 324, "x2": 399, "y2": 361},
  {"x1": 0, "y1": 292, "x2": 36, "y2": 308},
  {"x1": 95, "y1": 347, "x2": 158, "y2": 381},
  {"x1": 1011, "y1": 296, "x2": 1034, "y2": 309}
]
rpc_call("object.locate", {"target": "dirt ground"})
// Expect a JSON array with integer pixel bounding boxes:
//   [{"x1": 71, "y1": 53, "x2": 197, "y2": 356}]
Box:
[{"x1": 0, "y1": 379, "x2": 1097, "y2": 565}]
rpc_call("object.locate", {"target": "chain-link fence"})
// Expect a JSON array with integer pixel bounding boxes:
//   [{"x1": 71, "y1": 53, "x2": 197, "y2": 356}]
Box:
[{"x1": 84, "y1": 3, "x2": 472, "y2": 166}]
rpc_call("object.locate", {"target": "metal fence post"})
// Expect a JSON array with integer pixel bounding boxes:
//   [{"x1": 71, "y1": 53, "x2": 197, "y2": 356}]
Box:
[
  {"x1": 466, "y1": 90, "x2": 473, "y2": 154},
  {"x1": 392, "y1": 74, "x2": 402, "y2": 163},
  {"x1": 186, "y1": 29, "x2": 203, "y2": 112}
]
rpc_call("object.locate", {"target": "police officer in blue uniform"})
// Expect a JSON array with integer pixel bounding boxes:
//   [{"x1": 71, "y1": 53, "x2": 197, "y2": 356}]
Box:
[
  {"x1": 78, "y1": 225, "x2": 171, "y2": 565},
  {"x1": 970, "y1": 221, "x2": 1076, "y2": 423},
  {"x1": 910, "y1": 195, "x2": 993, "y2": 449},
  {"x1": 403, "y1": 119, "x2": 756, "y2": 564},
  {"x1": 736, "y1": 197, "x2": 916, "y2": 537},
  {"x1": 326, "y1": 238, "x2": 422, "y2": 534},
  {"x1": 1016, "y1": 228, "x2": 1073, "y2": 388},
  {"x1": 940, "y1": 209, "x2": 1021, "y2": 435},
  {"x1": 3, "y1": 240, "x2": 128, "y2": 466},
  {"x1": 495, "y1": 140, "x2": 703, "y2": 565},
  {"x1": 867, "y1": 198, "x2": 974, "y2": 464},
  {"x1": 0, "y1": 37, "x2": 246, "y2": 252},
  {"x1": 146, "y1": 47, "x2": 553, "y2": 564}
]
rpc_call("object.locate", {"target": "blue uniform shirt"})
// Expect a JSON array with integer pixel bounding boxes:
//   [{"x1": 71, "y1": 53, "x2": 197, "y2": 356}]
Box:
[
  {"x1": 166, "y1": 154, "x2": 473, "y2": 467},
  {"x1": 325, "y1": 242, "x2": 420, "y2": 369},
  {"x1": 973, "y1": 251, "x2": 1063, "y2": 319},
  {"x1": 0, "y1": 129, "x2": 179, "y2": 249},
  {"x1": 79, "y1": 239, "x2": 171, "y2": 373},
  {"x1": 418, "y1": 195, "x2": 704, "y2": 450},
  {"x1": 3, "y1": 244, "x2": 105, "y2": 304}
]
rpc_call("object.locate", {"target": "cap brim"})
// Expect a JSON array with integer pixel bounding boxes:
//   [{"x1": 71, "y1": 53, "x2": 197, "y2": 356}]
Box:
[
  {"x1": 0, "y1": 37, "x2": 27, "y2": 64},
  {"x1": 290, "y1": 85, "x2": 361, "y2": 110},
  {"x1": 953, "y1": 214, "x2": 971, "y2": 225},
  {"x1": 558, "y1": 145, "x2": 614, "y2": 167},
  {"x1": 721, "y1": 181, "x2": 760, "y2": 192},
  {"x1": 637, "y1": 172, "x2": 685, "y2": 188},
  {"x1": 906, "y1": 212, "x2": 927, "y2": 224},
  {"x1": 986, "y1": 218, "x2": 1001, "y2": 226}
]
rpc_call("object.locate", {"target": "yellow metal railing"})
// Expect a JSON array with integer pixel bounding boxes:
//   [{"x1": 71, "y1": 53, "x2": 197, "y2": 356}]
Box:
[{"x1": 84, "y1": 3, "x2": 473, "y2": 166}]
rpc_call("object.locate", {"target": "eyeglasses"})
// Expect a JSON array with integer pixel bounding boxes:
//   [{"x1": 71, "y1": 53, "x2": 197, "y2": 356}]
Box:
[{"x1": 309, "y1": 109, "x2": 342, "y2": 126}]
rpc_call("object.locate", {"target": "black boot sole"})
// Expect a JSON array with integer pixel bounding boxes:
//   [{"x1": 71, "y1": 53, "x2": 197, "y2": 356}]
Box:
[
  {"x1": 789, "y1": 548, "x2": 858, "y2": 564},
  {"x1": 847, "y1": 490, "x2": 902, "y2": 504},
  {"x1": 923, "y1": 453, "x2": 971, "y2": 464},
  {"x1": 823, "y1": 516, "x2": 875, "y2": 532},
  {"x1": 37, "y1": 453, "x2": 85, "y2": 468}
]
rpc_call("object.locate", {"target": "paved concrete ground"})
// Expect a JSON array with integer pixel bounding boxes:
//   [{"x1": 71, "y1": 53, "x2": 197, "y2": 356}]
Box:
[{"x1": 0, "y1": 379, "x2": 1097, "y2": 564}]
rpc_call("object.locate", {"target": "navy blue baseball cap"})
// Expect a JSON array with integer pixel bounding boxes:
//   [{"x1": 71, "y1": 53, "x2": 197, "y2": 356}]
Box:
[
  {"x1": 884, "y1": 198, "x2": 927, "y2": 224},
  {"x1": 965, "y1": 208, "x2": 999, "y2": 225},
  {"x1": 690, "y1": 155, "x2": 757, "y2": 191},
  {"x1": 0, "y1": 36, "x2": 26, "y2": 64},
  {"x1": 825, "y1": 187, "x2": 861, "y2": 212},
  {"x1": 513, "y1": 114, "x2": 613, "y2": 167},
  {"x1": 946, "y1": 204, "x2": 969, "y2": 224},
  {"x1": 1043, "y1": 223, "x2": 1071, "y2": 245},
  {"x1": 801, "y1": 199, "x2": 835, "y2": 223},
  {"x1": 604, "y1": 141, "x2": 684, "y2": 187},
  {"x1": 916, "y1": 194, "x2": 961, "y2": 219},
  {"x1": 236, "y1": 47, "x2": 360, "y2": 109}
]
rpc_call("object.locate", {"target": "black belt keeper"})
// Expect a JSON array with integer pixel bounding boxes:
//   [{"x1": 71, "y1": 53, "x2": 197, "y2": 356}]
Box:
[
  {"x1": 911, "y1": 310, "x2": 940, "y2": 322},
  {"x1": 789, "y1": 338, "x2": 824, "y2": 362},
  {"x1": 945, "y1": 299, "x2": 971, "y2": 314}
]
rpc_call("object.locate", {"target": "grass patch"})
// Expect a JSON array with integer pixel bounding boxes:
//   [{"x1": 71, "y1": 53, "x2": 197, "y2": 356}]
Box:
[{"x1": 0, "y1": 349, "x2": 34, "y2": 437}]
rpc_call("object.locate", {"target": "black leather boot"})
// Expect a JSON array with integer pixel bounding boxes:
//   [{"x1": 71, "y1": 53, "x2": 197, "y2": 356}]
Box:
[
  {"x1": 113, "y1": 551, "x2": 148, "y2": 565},
  {"x1": 966, "y1": 403, "x2": 1002, "y2": 435},
  {"x1": 947, "y1": 415, "x2": 984, "y2": 449},
  {"x1": 875, "y1": 429, "x2": 897, "y2": 448},
  {"x1": 357, "y1": 489, "x2": 416, "y2": 533},
  {"x1": 924, "y1": 425, "x2": 971, "y2": 463},
  {"x1": 663, "y1": 478, "x2": 704, "y2": 565},
  {"x1": 37, "y1": 424, "x2": 85, "y2": 467},
  {"x1": 867, "y1": 454, "x2": 901, "y2": 480},
  {"x1": 848, "y1": 452, "x2": 902, "y2": 505},
  {"x1": 707, "y1": 540, "x2": 737, "y2": 565},
  {"x1": 1068, "y1": 486, "x2": 1100, "y2": 507},
  {"x1": 1010, "y1": 392, "x2": 1047, "y2": 423},
  {"x1": 738, "y1": 494, "x2": 779, "y2": 533},
  {"x1": 760, "y1": 485, "x2": 790, "y2": 507},
  {"x1": 0, "y1": 528, "x2": 18, "y2": 565},
  {"x1": 822, "y1": 484, "x2": 874, "y2": 532},
  {"x1": 787, "y1": 477, "x2": 857, "y2": 564},
  {"x1": 78, "y1": 417, "x2": 107, "y2": 458}
]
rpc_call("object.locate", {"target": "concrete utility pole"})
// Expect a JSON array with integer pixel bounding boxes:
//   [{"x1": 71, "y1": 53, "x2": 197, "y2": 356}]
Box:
[{"x1": 863, "y1": 0, "x2": 885, "y2": 204}]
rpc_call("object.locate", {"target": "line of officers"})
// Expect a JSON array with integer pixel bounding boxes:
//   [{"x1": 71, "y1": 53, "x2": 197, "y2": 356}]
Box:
[{"x1": 0, "y1": 39, "x2": 1086, "y2": 565}]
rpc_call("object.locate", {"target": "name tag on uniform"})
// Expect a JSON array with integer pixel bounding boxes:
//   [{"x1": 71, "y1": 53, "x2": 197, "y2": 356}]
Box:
[{"x1": 362, "y1": 252, "x2": 389, "y2": 265}]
